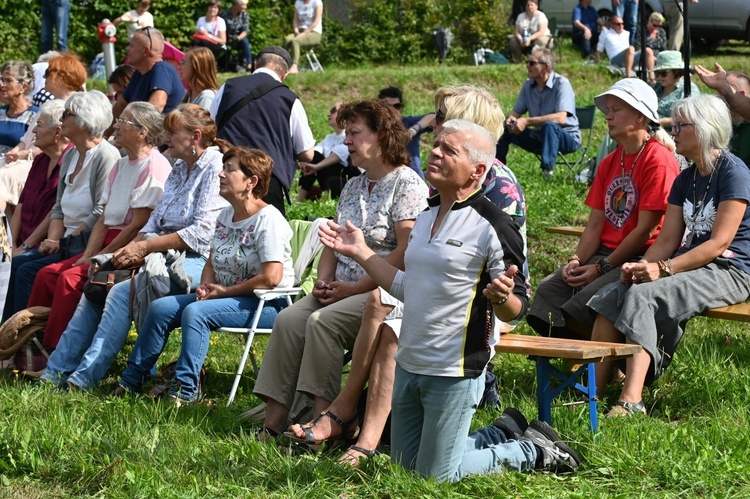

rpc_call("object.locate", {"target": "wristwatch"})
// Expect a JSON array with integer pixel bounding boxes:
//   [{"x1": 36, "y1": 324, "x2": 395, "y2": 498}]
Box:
[
  {"x1": 20, "y1": 242, "x2": 28, "y2": 250},
  {"x1": 598, "y1": 257, "x2": 614, "y2": 275}
]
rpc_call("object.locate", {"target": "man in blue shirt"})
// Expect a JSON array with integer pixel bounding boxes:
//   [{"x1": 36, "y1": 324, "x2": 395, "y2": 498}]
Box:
[
  {"x1": 572, "y1": 0, "x2": 603, "y2": 60},
  {"x1": 496, "y1": 48, "x2": 580, "y2": 178},
  {"x1": 109, "y1": 27, "x2": 185, "y2": 135},
  {"x1": 378, "y1": 86, "x2": 434, "y2": 179}
]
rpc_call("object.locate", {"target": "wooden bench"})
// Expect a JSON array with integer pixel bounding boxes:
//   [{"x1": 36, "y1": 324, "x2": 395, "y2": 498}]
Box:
[{"x1": 495, "y1": 334, "x2": 642, "y2": 431}]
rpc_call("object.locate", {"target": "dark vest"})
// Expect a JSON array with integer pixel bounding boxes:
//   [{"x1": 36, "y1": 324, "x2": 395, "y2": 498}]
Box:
[{"x1": 216, "y1": 72, "x2": 298, "y2": 189}]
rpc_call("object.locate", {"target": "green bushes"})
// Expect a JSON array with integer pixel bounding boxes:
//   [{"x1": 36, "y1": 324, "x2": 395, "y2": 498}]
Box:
[{"x1": 0, "y1": 0, "x2": 512, "y2": 66}]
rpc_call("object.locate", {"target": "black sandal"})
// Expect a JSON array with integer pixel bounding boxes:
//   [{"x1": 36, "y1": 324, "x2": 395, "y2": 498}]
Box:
[
  {"x1": 339, "y1": 445, "x2": 378, "y2": 467},
  {"x1": 284, "y1": 410, "x2": 359, "y2": 445}
]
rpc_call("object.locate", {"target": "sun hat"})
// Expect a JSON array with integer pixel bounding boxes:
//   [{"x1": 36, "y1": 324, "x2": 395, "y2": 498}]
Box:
[
  {"x1": 256, "y1": 46, "x2": 293, "y2": 69},
  {"x1": 594, "y1": 78, "x2": 660, "y2": 124},
  {"x1": 652, "y1": 50, "x2": 685, "y2": 72}
]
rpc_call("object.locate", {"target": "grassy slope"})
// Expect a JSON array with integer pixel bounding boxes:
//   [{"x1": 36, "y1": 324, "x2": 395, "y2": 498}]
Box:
[{"x1": 3, "y1": 42, "x2": 750, "y2": 497}]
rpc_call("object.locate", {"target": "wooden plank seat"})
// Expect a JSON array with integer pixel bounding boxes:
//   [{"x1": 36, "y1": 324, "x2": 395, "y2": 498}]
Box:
[{"x1": 495, "y1": 334, "x2": 642, "y2": 431}]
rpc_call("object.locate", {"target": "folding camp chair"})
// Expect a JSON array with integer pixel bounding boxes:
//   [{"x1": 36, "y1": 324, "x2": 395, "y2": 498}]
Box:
[{"x1": 560, "y1": 105, "x2": 596, "y2": 182}]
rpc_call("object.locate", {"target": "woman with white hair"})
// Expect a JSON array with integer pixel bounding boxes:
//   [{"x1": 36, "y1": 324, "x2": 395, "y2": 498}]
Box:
[
  {"x1": 7, "y1": 91, "x2": 120, "y2": 320},
  {"x1": 588, "y1": 94, "x2": 750, "y2": 417},
  {"x1": 527, "y1": 78, "x2": 680, "y2": 341}
]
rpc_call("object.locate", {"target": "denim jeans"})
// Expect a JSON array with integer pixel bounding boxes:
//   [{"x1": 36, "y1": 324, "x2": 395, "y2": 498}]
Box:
[
  {"x1": 3, "y1": 249, "x2": 60, "y2": 321},
  {"x1": 43, "y1": 254, "x2": 206, "y2": 390},
  {"x1": 496, "y1": 121, "x2": 581, "y2": 172},
  {"x1": 119, "y1": 293, "x2": 286, "y2": 400},
  {"x1": 237, "y1": 38, "x2": 253, "y2": 65},
  {"x1": 40, "y1": 0, "x2": 70, "y2": 52},
  {"x1": 613, "y1": 0, "x2": 639, "y2": 45}
]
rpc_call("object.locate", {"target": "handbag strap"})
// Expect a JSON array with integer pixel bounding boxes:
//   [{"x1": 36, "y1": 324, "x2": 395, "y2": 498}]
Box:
[{"x1": 216, "y1": 79, "x2": 286, "y2": 130}]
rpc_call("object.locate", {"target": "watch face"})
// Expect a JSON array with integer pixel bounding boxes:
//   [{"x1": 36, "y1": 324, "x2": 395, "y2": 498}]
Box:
[{"x1": 601, "y1": 259, "x2": 613, "y2": 273}]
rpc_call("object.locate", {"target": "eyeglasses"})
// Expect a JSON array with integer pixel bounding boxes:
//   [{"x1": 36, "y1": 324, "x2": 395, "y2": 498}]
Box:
[
  {"x1": 0, "y1": 77, "x2": 17, "y2": 85},
  {"x1": 672, "y1": 122, "x2": 695, "y2": 134},
  {"x1": 655, "y1": 70, "x2": 670, "y2": 78},
  {"x1": 61, "y1": 109, "x2": 77, "y2": 119},
  {"x1": 139, "y1": 26, "x2": 153, "y2": 50},
  {"x1": 116, "y1": 117, "x2": 141, "y2": 127},
  {"x1": 435, "y1": 108, "x2": 446, "y2": 125},
  {"x1": 651, "y1": 22, "x2": 662, "y2": 27},
  {"x1": 329, "y1": 106, "x2": 338, "y2": 115},
  {"x1": 611, "y1": 22, "x2": 625, "y2": 26},
  {"x1": 526, "y1": 60, "x2": 541, "y2": 66},
  {"x1": 392, "y1": 102, "x2": 403, "y2": 110}
]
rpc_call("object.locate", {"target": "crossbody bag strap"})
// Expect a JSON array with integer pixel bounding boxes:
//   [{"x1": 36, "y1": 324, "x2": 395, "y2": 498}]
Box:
[{"x1": 216, "y1": 79, "x2": 286, "y2": 130}]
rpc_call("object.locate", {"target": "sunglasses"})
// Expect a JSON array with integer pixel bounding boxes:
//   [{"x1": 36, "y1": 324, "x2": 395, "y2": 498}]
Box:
[
  {"x1": 329, "y1": 106, "x2": 338, "y2": 114},
  {"x1": 611, "y1": 22, "x2": 624, "y2": 26},
  {"x1": 139, "y1": 26, "x2": 153, "y2": 50},
  {"x1": 61, "y1": 109, "x2": 76, "y2": 119},
  {"x1": 651, "y1": 22, "x2": 662, "y2": 27},
  {"x1": 526, "y1": 60, "x2": 542, "y2": 66},
  {"x1": 435, "y1": 108, "x2": 446, "y2": 124},
  {"x1": 655, "y1": 70, "x2": 670, "y2": 78},
  {"x1": 392, "y1": 102, "x2": 403, "y2": 110}
]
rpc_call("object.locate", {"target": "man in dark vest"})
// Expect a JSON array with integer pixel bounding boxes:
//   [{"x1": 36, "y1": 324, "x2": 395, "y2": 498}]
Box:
[{"x1": 210, "y1": 46, "x2": 315, "y2": 214}]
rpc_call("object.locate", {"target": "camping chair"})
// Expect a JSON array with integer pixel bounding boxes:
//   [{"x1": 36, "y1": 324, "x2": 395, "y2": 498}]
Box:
[
  {"x1": 559, "y1": 105, "x2": 596, "y2": 182},
  {"x1": 547, "y1": 17, "x2": 562, "y2": 62},
  {"x1": 216, "y1": 218, "x2": 326, "y2": 406}
]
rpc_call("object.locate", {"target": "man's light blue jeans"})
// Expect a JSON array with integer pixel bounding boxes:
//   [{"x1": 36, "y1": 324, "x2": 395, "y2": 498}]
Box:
[
  {"x1": 497, "y1": 121, "x2": 581, "y2": 173},
  {"x1": 119, "y1": 293, "x2": 286, "y2": 400},
  {"x1": 43, "y1": 254, "x2": 206, "y2": 390},
  {"x1": 40, "y1": 0, "x2": 70, "y2": 52},
  {"x1": 390, "y1": 365, "x2": 537, "y2": 482}
]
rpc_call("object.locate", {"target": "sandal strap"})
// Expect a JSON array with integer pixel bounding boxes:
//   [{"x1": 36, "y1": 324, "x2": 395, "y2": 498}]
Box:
[
  {"x1": 615, "y1": 400, "x2": 645, "y2": 415},
  {"x1": 349, "y1": 445, "x2": 377, "y2": 458},
  {"x1": 323, "y1": 410, "x2": 347, "y2": 428}
]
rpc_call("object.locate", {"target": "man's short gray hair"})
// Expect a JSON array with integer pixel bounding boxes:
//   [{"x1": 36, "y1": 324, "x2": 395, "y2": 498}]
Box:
[
  {"x1": 441, "y1": 119, "x2": 496, "y2": 180},
  {"x1": 65, "y1": 91, "x2": 114, "y2": 138},
  {"x1": 531, "y1": 47, "x2": 555, "y2": 71},
  {"x1": 256, "y1": 52, "x2": 289, "y2": 75}
]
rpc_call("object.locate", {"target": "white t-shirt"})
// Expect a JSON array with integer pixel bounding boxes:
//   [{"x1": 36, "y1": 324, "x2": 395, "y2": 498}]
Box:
[
  {"x1": 122, "y1": 10, "x2": 155, "y2": 40},
  {"x1": 196, "y1": 16, "x2": 227, "y2": 37},
  {"x1": 515, "y1": 11, "x2": 550, "y2": 37},
  {"x1": 314, "y1": 131, "x2": 348, "y2": 165},
  {"x1": 597, "y1": 28, "x2": 630, "y2": 59},
  {"x1": 211, "y1": 205, "x2": 295, "y2": 288},
  {"x1": 59, "y1": 147, "x2": 101, "y2": 234},
  {"x1": 101, "y1": 148, "x2": 172, "y2": 228},
  {"x1": 295, "y1": 0, "x2": 323, "y2": 34}
]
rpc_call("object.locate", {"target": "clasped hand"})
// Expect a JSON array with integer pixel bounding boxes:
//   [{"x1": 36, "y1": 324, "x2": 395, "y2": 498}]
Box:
[
  {"x1": 562, "y1": 260, "x2": 599, "y2": 288},
  {"x1": 621, "y1": 261, "x2": 660, "y2": 285}
]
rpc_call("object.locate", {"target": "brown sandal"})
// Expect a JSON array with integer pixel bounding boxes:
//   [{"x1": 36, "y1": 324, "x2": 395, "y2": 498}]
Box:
[{"x1": 284, "y1": 410, "x2": 359, "y2": 445}]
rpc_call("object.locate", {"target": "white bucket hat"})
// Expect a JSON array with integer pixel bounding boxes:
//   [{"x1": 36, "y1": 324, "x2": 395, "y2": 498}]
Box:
[{"x1": 594, "y1": 78, "x2": 660, "y2": 125}]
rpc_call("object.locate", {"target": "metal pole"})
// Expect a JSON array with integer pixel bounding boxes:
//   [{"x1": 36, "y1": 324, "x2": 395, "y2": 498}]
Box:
[
  {"x1": 683, "y1": 0, "x2": 691, "y2": 96},
  {"x1": 639, "y1": 0, "x2": 647, "y2": 81}
]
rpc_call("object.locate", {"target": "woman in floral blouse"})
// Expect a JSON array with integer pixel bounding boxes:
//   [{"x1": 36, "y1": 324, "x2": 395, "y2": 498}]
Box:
[{"x1": 114, "y1": 142, "x2": 295, "y2": 403}]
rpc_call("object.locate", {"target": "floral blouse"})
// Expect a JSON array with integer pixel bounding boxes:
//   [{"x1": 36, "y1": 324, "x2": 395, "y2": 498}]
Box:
[
  {"x1": 335, "y1": 166, "x2": 428, "y2": 283},
  {"x1": 635, "y1": 26, "x2": 667, "y2": 55},
  {"x1": 220, "y1": 8, "x2": 249, "y2": 40}
]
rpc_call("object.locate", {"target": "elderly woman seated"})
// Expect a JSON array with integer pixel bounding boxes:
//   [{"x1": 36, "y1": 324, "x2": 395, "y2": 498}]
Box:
[
  {"x1": 41, "y1": 104, "x2": 227, "y2": 390},
  {"x1": 527, "y1": 79, "x2": 680, "y2": 341},
  {"x1": 588, "y1": 94, "x2": 750, "y2": 417},
  {"x1": 5, "y1": 91, "x2": 120, "y2": 323},
  {"x1": 254, "y1": 99, "x2": 428, "y2": 439},
  {"x1": 26, "y1": 102, "x2": 171, "y2": 351},
  {"x1": 113, "y1": 144, "x2": 295, "y2": 403}
]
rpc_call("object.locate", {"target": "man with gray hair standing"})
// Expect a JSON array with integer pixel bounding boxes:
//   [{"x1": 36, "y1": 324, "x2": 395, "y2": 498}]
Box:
[
  {"x1": 209, "y1": 46, "x2": 314, "y2": 214},
  {"x1": 496, "y1": 47, "x2": 580, "y2": 178}
]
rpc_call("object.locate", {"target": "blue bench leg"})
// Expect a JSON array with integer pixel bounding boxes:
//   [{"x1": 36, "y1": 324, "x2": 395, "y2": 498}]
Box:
[
  {"x1": 587, "y1": 362, "x2": 598, "y2": 431},
  {"x1": 536, "y1": 357, "x2": 553, "y2": 425}
]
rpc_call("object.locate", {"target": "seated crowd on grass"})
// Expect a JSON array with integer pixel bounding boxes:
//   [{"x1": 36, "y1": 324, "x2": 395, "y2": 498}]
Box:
[{"x1": 2, "y1": 23, "x2": 750, "y2": 484}]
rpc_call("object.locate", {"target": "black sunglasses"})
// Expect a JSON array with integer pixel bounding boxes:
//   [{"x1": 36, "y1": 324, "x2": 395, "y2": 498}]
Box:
[
  {"x1": 655, "y1": 70, "x2": 670, "y2": 77},
  {"x1": 392, "y1": 102, "x2": 403, "y2": 110},
  {"x1": 139, "y1": 26, "x2": 153, "y2": 50},
  {"x1": 329, "y1": 106, "x2": 338, "y2": 114},
  {"x1": 435, "y1": 109, "x2": 446, "y2": 124}
]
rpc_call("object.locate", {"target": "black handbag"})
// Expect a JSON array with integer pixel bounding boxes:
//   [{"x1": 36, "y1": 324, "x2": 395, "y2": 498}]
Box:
[
  {"x1": 83, "y1": 259, "x2": 138, "y2": 309},
  {"x1": 60, "y1": 229, "x2": 92, "y2": 260}
]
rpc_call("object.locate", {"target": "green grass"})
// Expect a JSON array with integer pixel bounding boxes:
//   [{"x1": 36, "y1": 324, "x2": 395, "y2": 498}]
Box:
[{"x1": 3, "y1": 41, "x2": 750, "y2": 497}]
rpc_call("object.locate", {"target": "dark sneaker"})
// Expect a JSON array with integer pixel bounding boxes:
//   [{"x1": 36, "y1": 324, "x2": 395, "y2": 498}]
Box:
[
  {"x1": 521, "y1": 420, "x2": 581, "y2": 473},
  {"x1": 167, "y1": 381, "x2": 202, "y2": 407},
  {"x1": 492, "y1": 407, "x2": 529, "y2": 440}
]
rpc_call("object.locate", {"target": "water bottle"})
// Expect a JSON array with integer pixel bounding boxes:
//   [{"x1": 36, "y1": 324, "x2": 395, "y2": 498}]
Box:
[{"x1": 522, "y1": 26, "x2": 530, "y2": 43}]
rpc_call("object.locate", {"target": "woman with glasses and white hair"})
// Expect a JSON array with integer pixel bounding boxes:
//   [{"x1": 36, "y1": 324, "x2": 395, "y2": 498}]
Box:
[
  {"x1": 7, "y1": 91, "x2": 120, "y2": 321},
  {"x1": 25, "y1": 102, "x2": 171, "y2": 351},
  {"x1": 528, "y1": 78, "x2": 680, "y2": 342},
  {"x1": 588, "y1": 94, "x2": 750, "y2": 417}
]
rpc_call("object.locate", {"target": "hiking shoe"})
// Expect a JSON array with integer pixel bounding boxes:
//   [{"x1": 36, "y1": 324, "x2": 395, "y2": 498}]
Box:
[
  {"x1": 521, "y1": 420, "x2": 581, "y2": 473},
  {"x1": 492, "y1": 407, "x2": 529, "y2": 440}
]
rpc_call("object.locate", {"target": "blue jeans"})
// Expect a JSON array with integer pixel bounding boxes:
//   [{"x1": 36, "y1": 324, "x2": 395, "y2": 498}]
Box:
[
  {"x1": 3, "y1": 249, "x2": 60, "y2": 321},
  {"x1": 390, "y1": 365, "x2": 537, "y2": 482},
  {"x1": 236, "y1": 38, "x2": 253, "y2": 65},
  {"x1": 613, "y1": 0, "x2": 639, "y2": 45},
  {"x1": 41, "y1": 0, "x2": 70, "y2": 53},
  {"x1": 43, "y1": 254, "x2": 206, "y2": 390},
  {"x1": 119, "y1": 293, "x2": 286, "y2": 400},
  {"x1": 496, "y1": 121, "x2": 581, "y2": 172}
]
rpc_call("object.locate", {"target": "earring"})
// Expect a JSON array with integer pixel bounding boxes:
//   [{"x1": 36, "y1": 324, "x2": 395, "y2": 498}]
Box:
[{"x1": 192, "y1": 146, "x2": 196, "y2": 156}]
